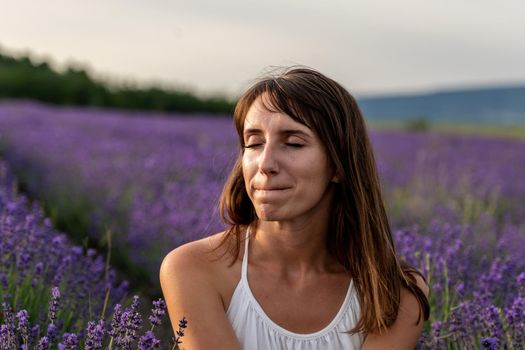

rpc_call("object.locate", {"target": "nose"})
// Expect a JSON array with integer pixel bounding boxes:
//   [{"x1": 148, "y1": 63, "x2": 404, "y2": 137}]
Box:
[{"x1": 258, "y1": 143, "x2": 279, "y2": 175}]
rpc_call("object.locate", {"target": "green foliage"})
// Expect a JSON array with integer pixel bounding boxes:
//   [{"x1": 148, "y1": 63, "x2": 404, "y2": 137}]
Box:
[
  {"x1": 0, "y1": 50, "x2": 235, "y2": 114},
  {"x1": 403, "y1": 116, "x2": 432, "y2": 132}
]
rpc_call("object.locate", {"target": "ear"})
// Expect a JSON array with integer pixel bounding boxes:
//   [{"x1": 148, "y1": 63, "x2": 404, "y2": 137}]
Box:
[{"x1": 331, "y1": 174, "x2": 340, "y2": 183}]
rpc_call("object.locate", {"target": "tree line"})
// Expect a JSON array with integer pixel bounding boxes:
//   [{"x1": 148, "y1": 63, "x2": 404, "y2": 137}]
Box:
[{"x1": 0, "y1": 51, "x2": 235, "y2": 114}]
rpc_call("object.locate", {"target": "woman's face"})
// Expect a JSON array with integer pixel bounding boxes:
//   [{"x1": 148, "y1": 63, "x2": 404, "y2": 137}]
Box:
[{"x1": 242, "y1": 96, "x2": 336, "y2": 224}]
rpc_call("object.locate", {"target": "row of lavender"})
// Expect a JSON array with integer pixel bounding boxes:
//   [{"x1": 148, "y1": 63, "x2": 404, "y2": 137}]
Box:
[
  {"x1": 372, "y1": 130, "x2": 525, "y2": 228},
  {"x1": 1, "y1": 101, "x2": 524, "y2": 347},
  {"x1": 0, "y1": 101, "x2": 234, "y2": 278},
  {"x1": 0, "y1": 159, "x2": 182, "y2": 348}
]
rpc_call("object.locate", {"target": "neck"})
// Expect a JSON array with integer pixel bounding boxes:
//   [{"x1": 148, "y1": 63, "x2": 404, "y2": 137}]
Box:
[{"x1": 250, "y1": 216, "x2": 340, "y2": 275}]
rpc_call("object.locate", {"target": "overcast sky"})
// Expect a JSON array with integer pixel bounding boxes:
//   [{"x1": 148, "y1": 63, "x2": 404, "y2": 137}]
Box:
[{"x1": 1, "y1": 0, "x2": 524, "y2": 98}]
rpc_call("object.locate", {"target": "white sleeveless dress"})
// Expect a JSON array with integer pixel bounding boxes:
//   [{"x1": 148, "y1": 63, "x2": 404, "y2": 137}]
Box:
[{"x1": 226, "y1": 228, "x2": 364, "y2": 350}]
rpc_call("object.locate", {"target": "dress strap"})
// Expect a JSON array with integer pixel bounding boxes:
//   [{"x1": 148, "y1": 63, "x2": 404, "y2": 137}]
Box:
[{"x1": 241, "y1": 226, "x2": 250, "y2": 280}]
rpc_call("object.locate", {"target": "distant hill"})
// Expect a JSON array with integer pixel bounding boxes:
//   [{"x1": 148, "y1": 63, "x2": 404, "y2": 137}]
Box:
[{"x1": 358, "y1": 86, "x2": 525, "y2": 125}]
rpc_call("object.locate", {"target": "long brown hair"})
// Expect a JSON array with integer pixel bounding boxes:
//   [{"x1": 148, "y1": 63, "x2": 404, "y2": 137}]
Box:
[{"x1": 218, "y1": 67, "x2": 429, "y2": 334}]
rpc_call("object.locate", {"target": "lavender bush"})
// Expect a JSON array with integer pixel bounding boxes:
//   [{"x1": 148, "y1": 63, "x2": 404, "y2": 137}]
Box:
[
  {"x1": 0, "y1": 158, "x2": 128, "y2": 324},
  {"x1": 394, "y1": 221, "x2": 525, "y2": 348},
  {"x1": 1, "y1": 288, "x2": 176, "y2": 349},
  {"x1": 1, "y1": 101, "x2": 525, "y2": 348},
  {"x1": 1, "y1": 159, "x2": 182, "y2": 348}
]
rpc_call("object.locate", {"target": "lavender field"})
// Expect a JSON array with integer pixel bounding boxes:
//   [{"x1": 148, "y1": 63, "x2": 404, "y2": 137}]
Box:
[{"x1": 1, "y1": 100, "x2": 524, "y2": 348}]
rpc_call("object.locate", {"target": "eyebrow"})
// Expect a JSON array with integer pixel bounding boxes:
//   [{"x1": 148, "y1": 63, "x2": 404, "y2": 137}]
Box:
[{"x1": 243, "y1": 128, "x2": 312, "y2": 139}]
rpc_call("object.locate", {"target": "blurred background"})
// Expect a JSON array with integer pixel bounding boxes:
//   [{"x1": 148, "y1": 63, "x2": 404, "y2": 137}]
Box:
[
  {"x1": 1, "y1": 1, "x2": 525, "y2": 348},
  {"x1": 2, "y1": 0, "x2": 525, "y2": 105}
]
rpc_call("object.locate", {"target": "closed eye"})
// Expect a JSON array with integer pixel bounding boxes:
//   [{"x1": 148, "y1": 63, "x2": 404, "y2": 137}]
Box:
[
  {"x1": 286, "y1": 143, "x2": 304, "y2": 148},
  {"x1": 244, "y1": 143, "x2": 262, "y2": 149}
]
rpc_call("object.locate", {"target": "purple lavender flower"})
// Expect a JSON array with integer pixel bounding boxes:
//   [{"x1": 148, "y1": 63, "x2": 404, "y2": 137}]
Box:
[
  {"x1": 505, "y1": 295, "x2": 525, "y2": 347},
  {"x1": 138, "y1": 330, "x2": 161, "y2": 349},
  {"x1": 481, "y1": 336, "x2": 498, "y2": 350},
  {"x1": 426, "y1": 321, "x2": 446, "y2": 349},
  {"x1": 456, "y1": 282, "x2": 465, "y2": 295},
  {"x1": 58, "y1": 332, "x2": 78, "y2": 350},
  {"x1": 16, "y1": 309, "x2": 30, "y2": 346},
  {"x1": 0, "y1": 324, "x2": 11, "y2": 350},
  {"x1": 34, "y1": 261, "x2": 44, "y2": 275},
  {"x1": 31, "y1": 324, "x2": 41, "y2": 342},
  {"x1": 128, "y1": 296, "x2": 143, "y2": 332},
  {"x1": 85, "y1": 320, "x2": 105, "y2": 350},
  {"x1": 0, "y1": 302, "x2": 15, "y2": 349},
  {"x1": 484, "y1": 305, "x2": 504, "y2": 342},
  {"x1": 37, "y1": 335, "x2": 50, "y2": 350},
  {"x1": 16, "y1": 251, "x2": 32, "y2": 283},
  {"x1": 102, "y1": 296, "x2": 146, "y2": 350},
  {"x1": 175, "y1": 317, "x2": 188, "y2": 345},
  {"x1": 148, "y1": 298, "x2": 166, "y2": 329},
  {"x1": 48, "y1": 286, "x2": 60, "y2": 324},
  {"x1": 109, "y1": 303, "x2": 123, "y2": 338},
  {"x1": 46, "y1": 323, "x2": 59, "y2": 344},
  {"x1": 53, "y1": 255, "x2": 72, "y2": 286},
  {"x1": 517, "y1": 272, "x2": 525, "y2": 297},
  {"x1": 114, "y1": 296, "x2": 143, "y2": 349}
]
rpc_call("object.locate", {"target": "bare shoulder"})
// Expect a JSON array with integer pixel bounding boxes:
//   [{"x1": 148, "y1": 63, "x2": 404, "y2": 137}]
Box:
[
  {"x1": 160, "y1": 231, "x2": 234, "y2": 290},
  {"x1": 159, "y1": 232, "x2": 234, "y2": 294},
  {"x1": 160, "y1": 232, "x2": 241, "y2": 349},
  {"x1": 362, "y1": 272, "x2": 429, "y2": 350},
  {"x1": 161, "y1": 232, "x2": 222, "y2": 269}
]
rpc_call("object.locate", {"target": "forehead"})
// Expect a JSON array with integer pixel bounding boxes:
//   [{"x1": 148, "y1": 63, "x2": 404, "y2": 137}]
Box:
[{"x1": 243, "y1": 97, "x2": 311, "y2": 133}]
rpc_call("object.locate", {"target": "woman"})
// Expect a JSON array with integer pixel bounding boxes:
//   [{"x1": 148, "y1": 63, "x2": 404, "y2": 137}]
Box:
[{"x1": 160, "y1": 67, "x2": 430, "y2": 349}]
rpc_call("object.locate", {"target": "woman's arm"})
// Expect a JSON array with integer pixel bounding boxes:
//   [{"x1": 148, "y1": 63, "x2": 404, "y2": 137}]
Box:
[
  {"x1": 160, "y1": 242, "x2": 242, "y2": 350},
  {"x1": 362, "y1": 274, "x2": 430, "y2": 350}
]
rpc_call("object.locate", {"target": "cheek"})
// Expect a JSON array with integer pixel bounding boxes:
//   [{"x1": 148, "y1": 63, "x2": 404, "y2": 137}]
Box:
[
  {"x1": 241, "y1": 155, "x2": 255, "y2": 193},
  {"x1": 303, "y1": 162, "x2": 334, "y2": 192},
  {"x1": 305, "y1": 154, "x2": 333, "y2": 180},
  {"x1": 241, "y1": 155, "x2": 250, "y2": 179},
  {"x1": 242, "y1": 153, "x2": 258, "y2": 176}
]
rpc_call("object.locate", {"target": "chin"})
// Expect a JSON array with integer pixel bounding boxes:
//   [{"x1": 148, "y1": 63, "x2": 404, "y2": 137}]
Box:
[
  {"x1": 254, "y1": 207, "x2": 285, "y2": 222},
  {"x1": 256, "y1": 213, "x2": 280, "y2": 222}
]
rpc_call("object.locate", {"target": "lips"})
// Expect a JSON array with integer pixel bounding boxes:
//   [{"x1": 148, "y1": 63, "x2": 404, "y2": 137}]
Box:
[
  {"x1": 252, "y1": 187, "x2": 291, "y2": 202},
  {"x1": 255, "y1": 187, "x2": 289, "y2": 191},
  {"x1": 253, "y1": 185, "x2": 291, "y2": 191}
]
